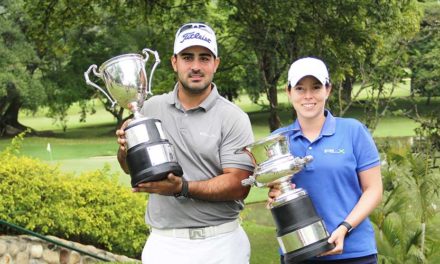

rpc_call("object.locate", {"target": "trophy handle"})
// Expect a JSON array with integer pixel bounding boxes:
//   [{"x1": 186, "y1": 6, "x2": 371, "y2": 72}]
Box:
[
  {"x1": 241, "y1": 175, "x2": 257, "y2": 186},
  {"x1": 142, "y1": 48, "x2": 161, "y2": 96},
  {"x1": 84, "y1": 64, "x2": 117, "y2": 108}
]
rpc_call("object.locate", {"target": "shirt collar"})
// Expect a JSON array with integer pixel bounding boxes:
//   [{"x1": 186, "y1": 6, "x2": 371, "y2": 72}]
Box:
[
  {"x1": 167, "y1": 83, "x2": 219, "y2": 112},
  {"x1": 291, "y1": 109, "x2": 336, "y2": 138}
]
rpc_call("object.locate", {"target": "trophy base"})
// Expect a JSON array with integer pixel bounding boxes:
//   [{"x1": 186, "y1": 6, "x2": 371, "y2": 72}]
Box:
[
  {"x1": 130, "y1": 162, "x2": 183, "y2": 187},
  {"x1": 271, "y1": 189, "x2": 335, "y2": 263},
  {"x1": 283, "y1": 239, "x2": 335, "y2": 264},
  {"x1": 126, "y1": 134, "x2": 183, "y2": 187}
]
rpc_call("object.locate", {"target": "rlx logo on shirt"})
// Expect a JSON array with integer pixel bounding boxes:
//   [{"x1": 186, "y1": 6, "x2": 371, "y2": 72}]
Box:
[{"x1": 324, "y1": 148, "x2": 345, "y2": 154}]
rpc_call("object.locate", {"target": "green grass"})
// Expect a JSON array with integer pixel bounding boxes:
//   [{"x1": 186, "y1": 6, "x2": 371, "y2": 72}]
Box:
[
  {"x1": 2, "y1": 88, "x2": 436, "y2": 201},
  {"x1": 244, "y1": 221, "x2": 279, "y2": 264},
  {"x1": 246, "y1": 188, "x2": 271, "y2": 204},
  {"x1": 352, "y1": 78, "x2": 411, "y2": 99},
  {"x1": 241, "y1": 203, "x2": 282, "y2": 263},
  {"x1": 3, "y1": 86, "x2": 438, "y2": 262},
  {"x1": 2, "y1": 90, "x2": 433, "y2": 190}
]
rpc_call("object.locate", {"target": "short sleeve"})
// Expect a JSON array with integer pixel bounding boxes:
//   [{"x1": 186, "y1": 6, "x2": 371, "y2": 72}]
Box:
[{"x1": 353, "y1": 122, "x2": 380, "y2": 172}]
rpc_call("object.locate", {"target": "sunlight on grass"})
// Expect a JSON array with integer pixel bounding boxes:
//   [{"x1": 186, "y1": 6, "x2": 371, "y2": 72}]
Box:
[
  {"x1": 233, "y1": 89, "x2": 290, "y2": 113},
  {"x1": 19, "y1": 100, "x2": 127, "y2": 131},
  {"x1": 48, "y1": 157, "x2": 131, "y2": 186},
  {"x1": 6, "y1": 85, "x2": 430, "y2": 194},
  {"x1": 351, "y1": 78, "x2": 411, "y2": 100},
  {"x1": 373, "y1": 117, "x2": 418, "y2": 138}
]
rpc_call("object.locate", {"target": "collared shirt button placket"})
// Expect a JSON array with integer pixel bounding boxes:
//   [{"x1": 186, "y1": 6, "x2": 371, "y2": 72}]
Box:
[
  {"x1": 306, "y1": 145, "x2": 313, "y2": 155},
  {"x1": 304, "y1": 144, "x2": 315, "y2": 171}
]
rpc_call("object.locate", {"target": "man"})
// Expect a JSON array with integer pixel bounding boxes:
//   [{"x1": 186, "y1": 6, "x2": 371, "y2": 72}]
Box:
[{"x1": 116, "y1": 22, "x2": 255, "y2": 264}]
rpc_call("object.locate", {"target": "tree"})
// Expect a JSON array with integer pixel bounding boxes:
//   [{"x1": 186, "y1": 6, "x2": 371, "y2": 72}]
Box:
[
  {"x1": 408, "y1": 1, "x2": 440, "y2": 104},
  {"x1": 372, "y1": 143, "x2": 440, "y2": 263},
  {"x1": 221, "y1": 1, "x2": 301, "y2": 131},
  {"x1": 18, "y1": 0, "x2": 211, "y2": 131},
  {"x1": 0, "y1": 0, "x2": 44, "y2": 136},
  {"x1": 1, "y1": 0, "x2": 424, "y2": 134},
  {"x1": 222, "y1": 0, "x2": 421, "y2": 131}
]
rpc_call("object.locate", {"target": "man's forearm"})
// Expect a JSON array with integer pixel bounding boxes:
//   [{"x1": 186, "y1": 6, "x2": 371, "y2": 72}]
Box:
[{"x1": 186, "y1": 168, "x2": 252, "y2": 201}]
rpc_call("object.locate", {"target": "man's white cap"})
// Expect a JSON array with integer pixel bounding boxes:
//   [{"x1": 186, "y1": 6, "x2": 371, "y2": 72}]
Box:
[
  {"x1": 288, "y1": 57, "x2": 329, "y2": 87},
  {"x1": 174, "y1": 22, "x2": 218, "y2": 57}
]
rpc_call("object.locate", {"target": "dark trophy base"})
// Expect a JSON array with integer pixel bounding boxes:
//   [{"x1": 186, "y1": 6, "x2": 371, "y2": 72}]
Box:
[
  {"x1": 126, "y1": 140, "x2": 183, "y2": 187},
  {"x1": 272, "y1": 190, "x2": 335, "y2": 264},
  {"x1": 284, "y1": 239, "x2": 335, "y2": 264},
  {"x1": 130, "y1": 162, "x2": 183, "y2": 187}
]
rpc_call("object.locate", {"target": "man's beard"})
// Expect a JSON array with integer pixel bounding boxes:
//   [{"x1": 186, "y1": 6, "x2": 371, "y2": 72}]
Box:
[
  {"x1": 180, "y1": 73, "x2": 212, "y2": 94},
  {"x1": 181, "y1": 82, "x2": 211, "y2": 94}
]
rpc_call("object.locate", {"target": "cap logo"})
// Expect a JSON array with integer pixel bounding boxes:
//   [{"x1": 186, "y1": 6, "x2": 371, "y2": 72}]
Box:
[{"x1": 180, "y1": 31, "x2": 211, "y2": 44}]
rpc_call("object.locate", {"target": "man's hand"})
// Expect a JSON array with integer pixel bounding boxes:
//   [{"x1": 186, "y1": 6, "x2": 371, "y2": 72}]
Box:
[
  {"x1": 116, "y1": 102, "x2": 136, "y2": 152},
  {"x1": 116, "y1": 119, "x2": 131, "y2": 152},
  {"x1": 132, "y1": 173, "x2": 183, "y2": 196},
  {"x1": 266, "y1": 182, "x2": 295, "y2": 208},
  {"x1": 116, "y1": 119, "x2": 132, "y2": 173}
]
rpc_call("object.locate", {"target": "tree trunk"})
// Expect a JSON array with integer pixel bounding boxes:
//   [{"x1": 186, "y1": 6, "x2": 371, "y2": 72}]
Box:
[
  {"x1": 268, "y1": 83, "x2": 280, "y2": 132},
  {"x1": 0, "y1": 101, "x2": 31, "y2": 137},
  {"x1": 425, "y1": 93, "x2": 431, "y2": 105},
  {"x1": 410, "y1": 76, "x2": 415, "y2": 97},
  {"x1": 0, "y1": 83, "x2": 33, "y2": 137},
  {"x1": 341, "y1": 76, "x2": 354, "y2": 102},
  {"x1": 259, "y1": 52, "x2": 282, "y2": 132},
  {"x1": 101, "y1": 99, "x2": 127, "y2": 129},
  {"x1": 421, "y1": 222, "x2": 426, "y2": 256}
]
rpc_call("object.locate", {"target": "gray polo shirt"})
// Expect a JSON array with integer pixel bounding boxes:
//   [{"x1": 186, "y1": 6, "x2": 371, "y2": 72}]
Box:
[{"x1": 140, "y1": 83, "x2": 255, "y2": 228}]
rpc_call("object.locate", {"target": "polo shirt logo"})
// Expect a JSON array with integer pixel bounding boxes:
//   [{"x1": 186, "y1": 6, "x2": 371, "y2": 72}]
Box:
[
  {"x1": 199, "y1": 132, "x2": 216, "y2": 138},
  {"x1": 324, "y1": 148, "x2": 345, "y2": 154}
]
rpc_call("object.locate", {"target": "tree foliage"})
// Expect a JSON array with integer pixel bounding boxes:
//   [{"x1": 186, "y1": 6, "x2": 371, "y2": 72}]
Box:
[
  {"x1": 4, "y1": 0, "x2": 212, "y2": 131},
  {"x1": 408, "y1": 1, "x2": 440, "y2": 104},
  {"x1": 0, "y1": 0, "x2": 429, "y2": 134},
  {"x1": 372, "y1": 143, "x2": 440, "y2": 263},
  {"x1": 0, "y1": 0, "x2": 44, "y2": 136},
  {"x1": 222, "y1": 0, "x2": 422, "y2": 131}
]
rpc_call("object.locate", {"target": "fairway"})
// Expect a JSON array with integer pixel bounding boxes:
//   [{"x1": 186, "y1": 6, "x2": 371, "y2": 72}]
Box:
[{"x1": 0, "y1": 86, "x2": 428, "y2": 206}]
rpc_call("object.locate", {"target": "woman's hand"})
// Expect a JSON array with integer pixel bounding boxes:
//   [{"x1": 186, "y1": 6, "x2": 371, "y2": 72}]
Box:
[{"x1": 319, "y1": 225, "x2": 349, "y2": 256}]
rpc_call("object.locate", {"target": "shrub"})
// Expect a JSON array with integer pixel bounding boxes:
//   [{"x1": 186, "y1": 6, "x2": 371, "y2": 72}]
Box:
[{"x1": 0, "y1": 135, "x2": 148, "y2": 258}]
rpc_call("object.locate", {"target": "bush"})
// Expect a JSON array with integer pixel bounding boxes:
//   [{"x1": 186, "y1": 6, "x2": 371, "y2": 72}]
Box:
[{"x1": 0, "y1": 135, "x2": 148, "y2": 258}]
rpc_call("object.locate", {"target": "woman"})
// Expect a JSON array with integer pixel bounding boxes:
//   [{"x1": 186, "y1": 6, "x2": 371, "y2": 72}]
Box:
[{"x1": 269, "y1": 57, "x2": 383, "y2": 264}]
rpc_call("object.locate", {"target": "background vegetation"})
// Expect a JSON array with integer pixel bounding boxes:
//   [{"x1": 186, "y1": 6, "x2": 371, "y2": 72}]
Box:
[
  {"x1": 0, "y1": 135, "x2": 148, "y2": 258},
  {"x1": 1, "y1": 0, "x2": 440, "y2": 263}
]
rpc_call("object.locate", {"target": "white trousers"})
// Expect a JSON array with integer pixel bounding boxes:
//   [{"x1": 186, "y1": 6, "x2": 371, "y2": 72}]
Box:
[{"x1": 142, "y1": 225, "x2": 250, "y2": 264}]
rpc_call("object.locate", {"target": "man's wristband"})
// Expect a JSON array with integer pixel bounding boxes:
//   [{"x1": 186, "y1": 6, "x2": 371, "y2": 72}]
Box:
[
  {"x1": 338, "y1": 221, "x2": 353, "y2": 235},
  {"x1": 174, "y1": 177, "x2": 189, "y2": 199}
]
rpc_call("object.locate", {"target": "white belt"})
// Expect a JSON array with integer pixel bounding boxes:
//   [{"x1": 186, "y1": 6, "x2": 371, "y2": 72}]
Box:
[{"x1": 151, "y1": 219, "x2": 240, "y2": 240}]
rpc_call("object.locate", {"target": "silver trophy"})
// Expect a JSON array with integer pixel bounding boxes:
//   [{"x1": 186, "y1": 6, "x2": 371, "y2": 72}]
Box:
[
  {"x1": 84, "y1": 48, "x2": 182, "y2": 187},
  {"x1": 241, "y1": 131, "x2": 334, "y2": 264}
]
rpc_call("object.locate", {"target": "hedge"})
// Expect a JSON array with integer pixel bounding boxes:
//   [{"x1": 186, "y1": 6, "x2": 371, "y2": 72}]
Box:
[{"x1": 0, "y1": 135, "x2": 148, "y2": 258}]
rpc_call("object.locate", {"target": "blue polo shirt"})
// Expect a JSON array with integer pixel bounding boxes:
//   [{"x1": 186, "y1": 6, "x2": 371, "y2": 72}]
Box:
[{"x1": 272, "y1": 110, "x2": 380, "y2": 260}]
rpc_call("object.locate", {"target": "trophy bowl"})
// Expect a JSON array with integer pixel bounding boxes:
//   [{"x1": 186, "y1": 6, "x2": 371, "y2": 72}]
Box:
[
  {"x1": 242, "y1": 133, "x2": 312, "y2": 187},
  {"x1": 241, "y1": 131, "x2": 335, "y2": 264},
  {"x1": 99, "y1": 53, "x2": 148, "y2": 109},
  {"x1": 85, "y1": 49, "x2": 183, "y2": 187}
]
